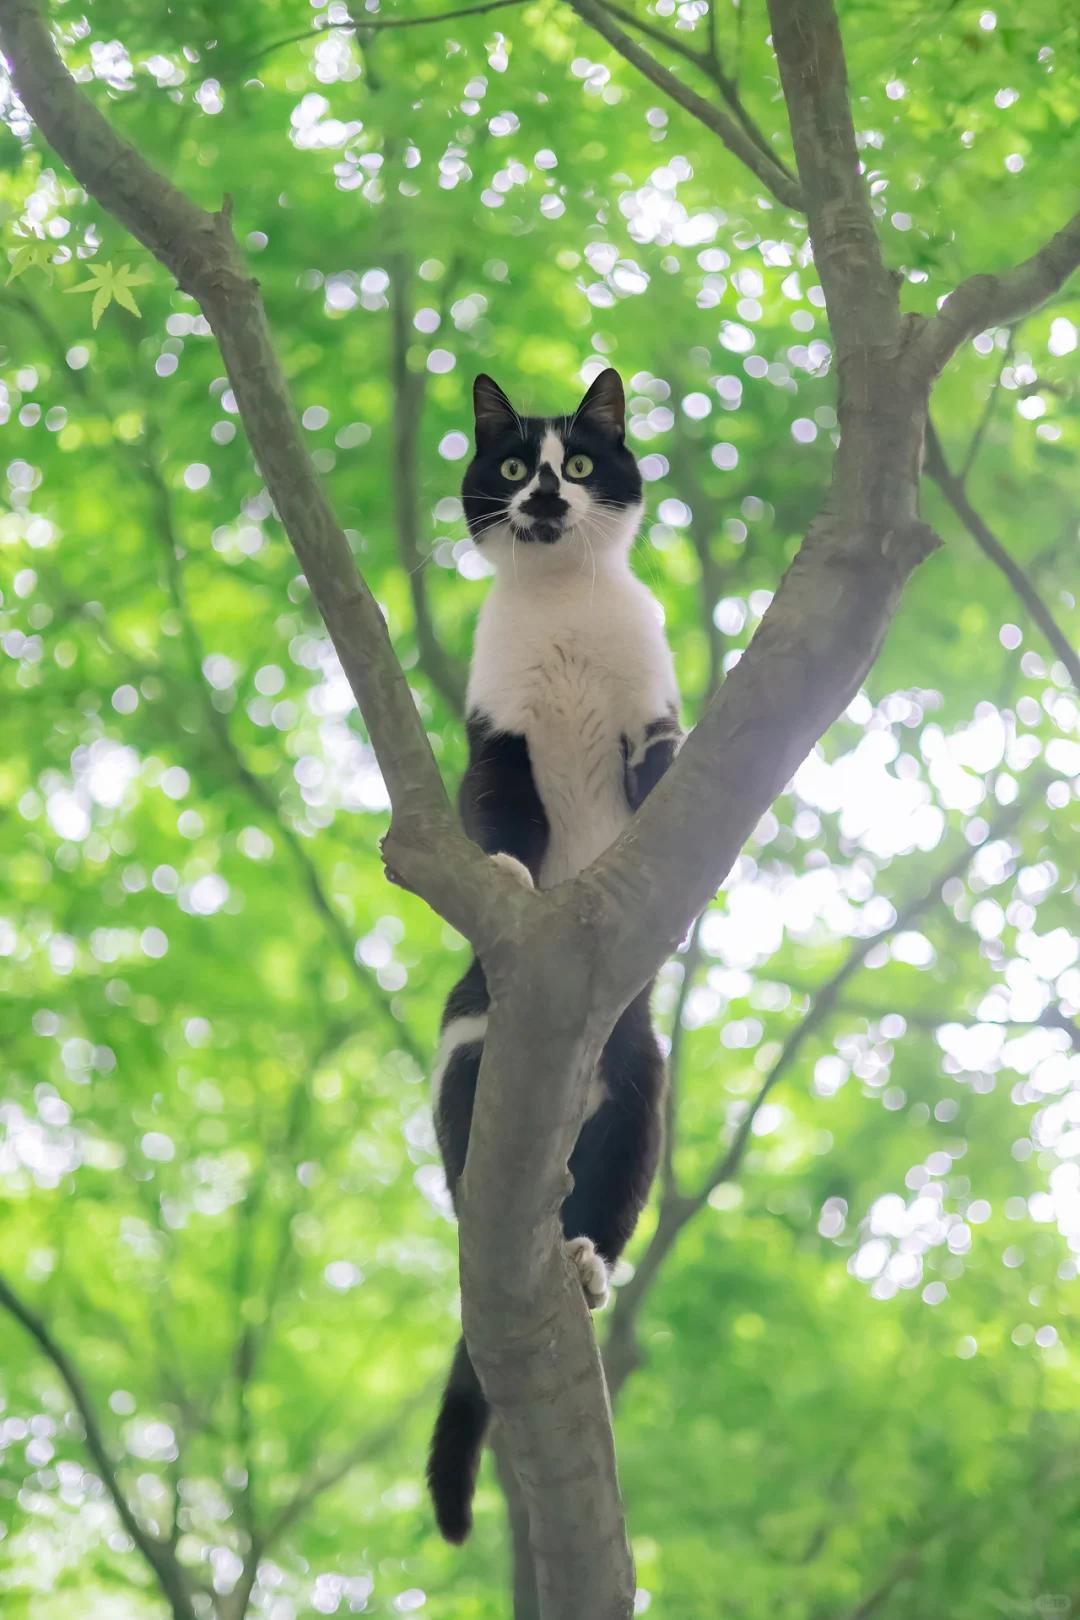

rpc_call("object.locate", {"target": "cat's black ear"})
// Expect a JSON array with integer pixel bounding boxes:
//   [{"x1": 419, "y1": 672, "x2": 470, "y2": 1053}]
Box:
[
  {"x1": 473, "y1": 375, "x2": 518, "y2": 445},
  {"x1": 575, "y1": 368, "x2": 626, "y2": 440}
]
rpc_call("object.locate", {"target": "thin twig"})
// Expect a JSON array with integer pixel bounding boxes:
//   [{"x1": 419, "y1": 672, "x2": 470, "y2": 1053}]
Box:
[
  {"x1": 0, "y1": 1272, "x2": 197, "y2": 1620},
  {"x1": 706, "y1": 0, "x2": 719, "y2": 67},
  {"x1": 924, "y1": 422, "x2": 1080, "y2": 695},
  {"x1": 698, "y1": 780, "x2": 1041, "y2": 1202},
  {"x1": 568, "y1": 0, "x2": 804, "y2": 210},
  {"x1": 246, "y1": 0, "x2": 529, "y2": 67},
  {"x1": 832, "y1": 1002, "x2": 1080, "y2": 1052},
  {"x1": 603, "y1": 779, "x2": 1045, "y2": 1403},
  {"x1": 960, "y1": 328, "x2": 1017, "y2": 482},
  {"x1": 601, "y1": 0, "x2": 784, "y2": 169},
  {"x1": 231, "y1": 1179, "x2": 265, "y2": 1554},
  {"x1": 3, "y1": 289, "x2": 423, "y2": 1062},
  {"x1": 840, "y1": 1552, "x2": 922, "y2": 1620},
  {"x1": 388, "y1": 252, "x2": 468, "y2": 715},
  {"x1": 600, "y1": 0, "x2": 712, "y2": 68},
  {"x1": 263, "y1": 1388, "x2": 433, "y2": 1544},
  {"x1": 140, "y1": 430, "x2": 428, "y2": 1065},
  {"x1": 667, "y1": 424, "x2": 730, "y2": 702}
]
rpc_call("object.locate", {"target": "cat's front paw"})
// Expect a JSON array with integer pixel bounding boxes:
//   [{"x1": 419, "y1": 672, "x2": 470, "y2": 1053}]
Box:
[
  {"x1": 490, "y1": 852, "x2": 535, "y2": 889},
  {"x1": 566, "y1": 1236, "x2": 610, "y2": 1311}
]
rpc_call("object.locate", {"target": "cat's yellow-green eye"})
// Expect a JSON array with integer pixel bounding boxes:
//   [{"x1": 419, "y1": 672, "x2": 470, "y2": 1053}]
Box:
[
  {"x1": 500, "y1": 457, "x2": 527, "y2": 481},
  {"x1": 566, "y1": 454, "x2": 593, "y2": 479}
]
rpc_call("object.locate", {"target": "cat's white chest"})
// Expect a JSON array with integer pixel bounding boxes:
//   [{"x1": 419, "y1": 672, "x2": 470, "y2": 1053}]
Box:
[{"x1": 468, "y1": 567, "x2": 677, "y2": 888}]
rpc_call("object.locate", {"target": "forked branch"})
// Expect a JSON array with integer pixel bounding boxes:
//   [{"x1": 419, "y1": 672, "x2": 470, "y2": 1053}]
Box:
[
  {"x1": 597, "y1": 0, "x2": 795, "y2": 177},
  {"x1": 916, "y1": 209, "x2": 1080, "y2": 377},
  {"x1": 568, "y1": 0, "x2": 804, "y2": 210}
]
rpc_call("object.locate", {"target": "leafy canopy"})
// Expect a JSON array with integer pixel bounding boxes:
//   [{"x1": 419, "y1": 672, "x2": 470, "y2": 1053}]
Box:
[{"x1": 2, "y1": 1, "x2": 1080, "y2": 1616}]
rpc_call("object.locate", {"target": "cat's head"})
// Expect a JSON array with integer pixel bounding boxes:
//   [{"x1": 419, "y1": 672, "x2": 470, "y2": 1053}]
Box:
[{"x1": 461, "y1": 369, "x2": 643, "y2": 574}]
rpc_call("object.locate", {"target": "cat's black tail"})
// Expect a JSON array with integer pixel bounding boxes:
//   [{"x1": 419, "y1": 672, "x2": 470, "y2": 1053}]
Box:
[{"x1": 427, "y1": 1335, "x2": 489, "y2": 1543}]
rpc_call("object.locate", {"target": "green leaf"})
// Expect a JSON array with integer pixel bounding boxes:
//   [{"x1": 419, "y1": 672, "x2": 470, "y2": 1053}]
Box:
[
  {"x1": 5, "y1": 239, "x2": 53, "y2": 284},
  {"x1": 65, "y1": 261, "x2": 154, "y2": 327}
]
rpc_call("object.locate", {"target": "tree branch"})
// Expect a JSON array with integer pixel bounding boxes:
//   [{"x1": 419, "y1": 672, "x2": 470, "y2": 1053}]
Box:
[
  {"x1": 0, "y1": 1272, "x2": 197, "y2": 1620},
  {"x1": 230, "y1": 1181, "x2": 266, "y2": 1569},
  {"x1": 4, "y1": 285, "x2": 423, "y2": 1059},
  {"x1": 603, "y1": 782, "x2": 1044, "y2": 1403},
  {"x1": 598, "y1": 0, "x2": 789, "y2": 173},
  {"x1": 667, "y1": 426, "x2": 730, "y2": 703},
  {"x1": 916, "y1": 208, "x2": 1080, "y2": 378},
  {"x1": 246, "y1": 0, "x2": 530, "y2": 68},
  {"x1": 567, "y1": 0, "x2": 804, "y2": 210},
  {"x1": 388, "y1": 252, "x2": 468, "y2": 715},
  {"x1": 840, "y1": 1550, "x2": 922, "y2": 1620},
  {"x1": 449, "y1": 906, "x2": 642, "y2": 1614},
  {"x1": 573, "y1": 503, "x2": 939, "y2": 1004},
  {"x1": 262, "y1": 1389, "x2": 431, "y2": 1545},
  {"x1": 0, "y1": 0, "x2": 504, "y2": 938},
  {"x1": 764, "y1": 0, "x2": 896, "y2": 354},
  {"x1": 598, "y1": 0, "x2": 712, "y2": 71},
  {"x1": 132, "y1": 423, "x2": 427, "y2": 1063},
  {"x1": 961, "y1": 327, "x2": 1016, "y2": 482},
  {"x1": 923, "y1": 422, "x2": 1080, "y2": 694}
]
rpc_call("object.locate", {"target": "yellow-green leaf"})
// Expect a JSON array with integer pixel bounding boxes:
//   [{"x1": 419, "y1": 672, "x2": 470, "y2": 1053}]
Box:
[
  {"x1": 5, "y1": 240, "x2": 53, "y2": 284},
  {"x1": 64, "y1": 261, "x2": 154, "y2": 326}
]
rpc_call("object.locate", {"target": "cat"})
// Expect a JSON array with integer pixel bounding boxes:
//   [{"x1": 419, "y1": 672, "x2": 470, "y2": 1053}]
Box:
[{"x1": 426, "y1": 367, "x2": 683, "y2": 1543}]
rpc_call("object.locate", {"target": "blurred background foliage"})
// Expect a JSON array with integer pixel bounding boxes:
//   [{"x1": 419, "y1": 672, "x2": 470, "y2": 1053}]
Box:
[{"x1": 3, "y1": 0, "x2": 1080, "y2": 1616}]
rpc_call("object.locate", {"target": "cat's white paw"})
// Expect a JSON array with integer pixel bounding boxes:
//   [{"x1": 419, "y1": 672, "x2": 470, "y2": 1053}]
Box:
[
  {"x1": 490, "y1": 852, "x2": 534, "y2": 889},
  {"x1": 567, "y1": 1236, "x2": 610, "y2": 1311}
]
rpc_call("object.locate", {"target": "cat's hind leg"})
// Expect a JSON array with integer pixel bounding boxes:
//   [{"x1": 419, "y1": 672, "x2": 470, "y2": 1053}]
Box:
[{"x1": 560, "y1": 988, "x2": 664, "y2": 1306}]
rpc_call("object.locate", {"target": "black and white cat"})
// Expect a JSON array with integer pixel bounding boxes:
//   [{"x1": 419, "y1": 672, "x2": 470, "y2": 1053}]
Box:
[{"x1": 426, "y1": 368, "x2": 682, "y2": 1543}]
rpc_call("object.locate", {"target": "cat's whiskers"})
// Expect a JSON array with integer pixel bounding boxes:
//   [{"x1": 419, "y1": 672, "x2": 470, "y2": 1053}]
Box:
[{"x1": 581, "y1": 530, "x2": 597, "y2": 599}]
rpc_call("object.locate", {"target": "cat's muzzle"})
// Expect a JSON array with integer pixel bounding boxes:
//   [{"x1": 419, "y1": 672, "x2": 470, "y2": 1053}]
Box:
[{"x1": 516, "y1": 493, "x2": 569, "y2": 544}]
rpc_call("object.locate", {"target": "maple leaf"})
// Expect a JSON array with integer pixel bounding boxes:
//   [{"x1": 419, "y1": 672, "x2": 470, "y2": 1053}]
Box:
[
  {"x1": 6, "y1": 239, "x2": 54, "y2": 285},
  {"x1": 65, "y1": 261, "x2": 154, "y2": 328}
]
